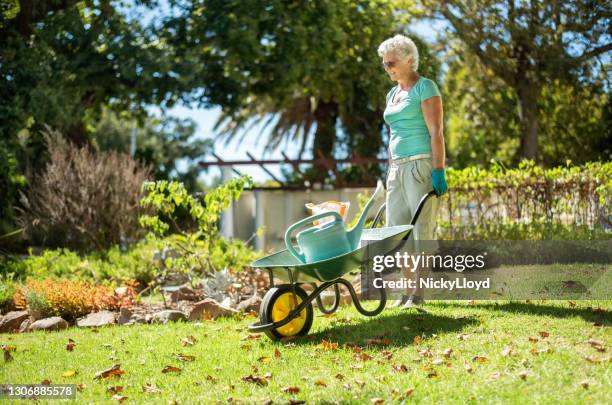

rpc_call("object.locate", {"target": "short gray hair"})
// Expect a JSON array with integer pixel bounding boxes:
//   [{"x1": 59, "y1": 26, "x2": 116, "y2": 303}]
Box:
[{"x1": 377, "y1": 34, "x2": 419, "y2": 71}]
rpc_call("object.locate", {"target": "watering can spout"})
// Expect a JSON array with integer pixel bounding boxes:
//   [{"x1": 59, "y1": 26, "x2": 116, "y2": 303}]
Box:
[{"x1": 346, "y1": 180, "x2": 385, "y2": 249}]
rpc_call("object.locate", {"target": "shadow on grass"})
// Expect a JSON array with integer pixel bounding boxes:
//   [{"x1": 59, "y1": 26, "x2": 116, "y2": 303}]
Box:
[
  {"x1": 430, "y1": 301, "x2": 611, "y2": 326},
  {"x1": 287, "y1": 311, "x2": 477, "y2": 348}
]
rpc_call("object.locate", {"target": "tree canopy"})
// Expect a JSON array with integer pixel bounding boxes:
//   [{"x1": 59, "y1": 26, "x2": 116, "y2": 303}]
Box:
[{"x1": 419, "y1": 0, "x2": 611, "y2": 161}]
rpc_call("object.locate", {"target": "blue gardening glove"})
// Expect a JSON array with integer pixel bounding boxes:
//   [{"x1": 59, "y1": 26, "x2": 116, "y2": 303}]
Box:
[{"x1": 432, "y1": 169, "x2": 448, "y2": 196}]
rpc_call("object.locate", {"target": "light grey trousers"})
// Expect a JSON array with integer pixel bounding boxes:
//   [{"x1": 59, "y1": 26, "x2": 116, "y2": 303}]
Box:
[{"x1": 385, "y1": 156, "x2": 440, "y2": 298}]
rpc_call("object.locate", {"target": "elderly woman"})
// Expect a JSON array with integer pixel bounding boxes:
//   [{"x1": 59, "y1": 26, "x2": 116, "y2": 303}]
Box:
[{"x1": 377, "y1": 34, "x2": 448, "y2": 310}]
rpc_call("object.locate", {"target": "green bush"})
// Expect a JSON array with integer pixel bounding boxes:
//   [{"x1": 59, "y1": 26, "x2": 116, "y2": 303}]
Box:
[
  {"x1": 0, "y1": 274, "x2": 18, "y2": 313},
  {"x1": 138, "y1": 175, "x2": 259, "y2": 285},
  {"x1": 439, "y1": 160, "x2": 611, "y2": 240}
]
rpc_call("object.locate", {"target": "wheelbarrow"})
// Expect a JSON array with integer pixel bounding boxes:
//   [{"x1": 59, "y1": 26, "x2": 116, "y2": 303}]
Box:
[{"x1": 248, "y1": 190, "x2": 437, "y2": 340}]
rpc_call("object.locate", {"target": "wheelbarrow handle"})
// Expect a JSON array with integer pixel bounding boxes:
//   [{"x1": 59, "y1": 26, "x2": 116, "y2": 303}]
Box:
[{"x1": 410, "y1": 190, "x2": 438, "y2": 226}]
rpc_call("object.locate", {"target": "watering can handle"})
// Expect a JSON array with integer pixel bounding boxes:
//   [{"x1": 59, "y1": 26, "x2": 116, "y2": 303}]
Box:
[{"x1": 284, "y1": 211, "x2": 344, "y2": 262}]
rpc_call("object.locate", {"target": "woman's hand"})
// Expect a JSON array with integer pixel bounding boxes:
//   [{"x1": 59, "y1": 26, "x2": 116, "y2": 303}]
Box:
[{"x1": 432, "y1": 169, "x2": 448, "y2": 196}]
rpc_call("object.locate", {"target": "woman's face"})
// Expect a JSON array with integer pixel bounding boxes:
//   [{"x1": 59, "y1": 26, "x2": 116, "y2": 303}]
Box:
[{"x1": 382, "y1": 51, "x2": 411, "y2": 81}]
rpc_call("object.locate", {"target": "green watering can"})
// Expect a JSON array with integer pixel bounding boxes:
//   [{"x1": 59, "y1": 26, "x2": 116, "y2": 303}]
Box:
[{"x1": 284, "y1": 181, "x2": 385, "y2": 263}]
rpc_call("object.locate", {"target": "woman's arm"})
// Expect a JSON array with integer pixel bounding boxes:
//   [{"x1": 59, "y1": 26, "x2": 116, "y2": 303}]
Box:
[{"x1": 422, "y1": 95, "x2": 445, "y2": 170}]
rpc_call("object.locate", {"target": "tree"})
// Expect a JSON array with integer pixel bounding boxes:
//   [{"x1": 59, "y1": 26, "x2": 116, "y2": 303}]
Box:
[
  {"x1": 420, "y1": 0, "x2": 611, "y2": 161},
  {"x1": 162, "y1": 0, "x2": 440, "y2": 184},
  {"x1": 444, "y1": 46, "x2": 611, "y2": 167},
  {"x1": 0, "y1": 0, "x2": 186, "y2": 237}
]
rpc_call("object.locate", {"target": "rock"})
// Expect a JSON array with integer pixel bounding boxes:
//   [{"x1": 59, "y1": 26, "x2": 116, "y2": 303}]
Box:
[
  {"x1": 117, "y1": 308, "x2": 147, "y2": 325},
  {"x1": 76, "y1": 311, "x2": 117, "y2": 327},
  {"x1": 27, "y1": 317, "x2": 68, "y2": 332},
  {"x1": 169, "y1": 285, "x2": 200, "y2": 303},
  {"x1": 188, "y1": 298, "x2": 238, "y2": 321},
  {"x1": 114, "y1": 287, "x2": 129, "y2": 296},
  {"x1": 0, "y1": 310, "x2": 29, "y2": 333},
  {"x1": 151, "y1": 310, "x2": 187, "y2": 324},
  {"x1": 19, "y1": 317, "x2": 32, "y2": 333},
  {"x1": 237, "y1": 295, "x2": 262, "y2": 313}
]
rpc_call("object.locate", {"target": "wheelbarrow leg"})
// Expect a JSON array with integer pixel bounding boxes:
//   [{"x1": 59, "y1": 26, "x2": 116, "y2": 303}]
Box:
[
  {"x1": 335, "y1": 278, "x2": 386, "y2": 317},
  {"x1": 313, "y1": 283, "x2": 340, "y2": 314}
]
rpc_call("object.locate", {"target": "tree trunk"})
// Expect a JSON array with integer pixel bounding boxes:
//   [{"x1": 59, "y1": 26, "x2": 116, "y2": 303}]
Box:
[
  {"x1": 516, "y1": 81, "x2": 540, "y2": 161},
  {"x1": 311, "y1": 100, "x2": 338, "y2": 183}
]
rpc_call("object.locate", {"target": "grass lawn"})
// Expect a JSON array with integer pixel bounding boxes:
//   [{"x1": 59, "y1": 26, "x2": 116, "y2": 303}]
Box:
[{"x1": 1, "y1": 300, "x2": 610, "y2": 404}]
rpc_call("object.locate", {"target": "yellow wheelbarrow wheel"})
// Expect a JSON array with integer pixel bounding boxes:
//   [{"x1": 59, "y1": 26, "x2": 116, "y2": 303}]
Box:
[{"x1": 260, "y1": 284, "x2": 313, "y2": 340}]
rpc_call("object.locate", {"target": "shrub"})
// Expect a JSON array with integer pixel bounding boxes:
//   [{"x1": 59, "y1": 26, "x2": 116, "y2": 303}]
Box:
[
  {"x1": 437, "y1": 161, "x2": 611, "y2": 240},
  {"x1": 16, "y1": 127, "x2": 152, "y2": 252},
  {"x1": 139, "y1": 176, "x2": 260, "y2": 285},
  {"x1": 0, "y1": 275, "x2": 18, "y2": 313},
  {"x1": 14, "y1": 278, "x2": 131, "y2": 321}
]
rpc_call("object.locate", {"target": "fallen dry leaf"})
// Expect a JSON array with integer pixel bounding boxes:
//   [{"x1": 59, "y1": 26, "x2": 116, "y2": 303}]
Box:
[
  {"x1": 538, "y1": 331, "x2": 550, "y2": 338},
  {"x1": 528, "y1": 336, "x2": 539, "y2": 342},
  {"x1": 317, "y1": 340, "x2": 338, "y2": 350},
  {"x1": 241, "y1": 374, "x2": 268, "y2": 386},
  {"x1": 205, "y1": 375, "x2": 218, "y2": 382},
  {"x1": 424, "y1": 367, "x2": 437, "y2": 378},
  {"x1": 457, "y1": 334, "x2": 469, "y2": 341},
  {"x1": 283, "y1": 386, "x2": 300, "y2": 394},
  {"x1": 288, "y1": 401, "x2": 305, "y2": 405},
  {"x1": 472, "y1": 355, "x2": 488, "y2": 363},
  {"x1": 242, "y1": 334, "x2": 261, "y2": 341},
  {"x1": 355, "y1": 379, "x2": 366, "y2": 387},
  {"x1": 240, "y1": 344, "x2": 252, "y2": 351},
  {"x1": 402, "y1": 388, "x2": 415, "y2": 399},
  {"x1": 530, "y1": 347, "x2": 552, "y2": 356},
  {"x1": 77, "y1": 384, "x2": 86, "y2": 392},
  {"x1": 584, "y1": 355, "x2": 602, "y2": 364},
  {"x1": 592, "y1": 307, "x2": 606, "y2": 315},
  {"x1": 2, "y1": 345, "x2": 15, "y2": 363},
  {"x1": 579, "y1": 380, "x2": 590, "y2": 389},
  {"x1": 161, "y1": 365, "x2": 182, "y2": 374},
  {"x1": 41, "y1": 379, "x2": 51, "y2": 385},
  {"x1": 353, "y1": 352, "x2": 373, "y2": 362},
  {"x1": 442, "y1": 348, "x2": 453, "y2": 358},
  {"x1": 142, "y1": 382, "x2": 161, "y2": 393},
  {"x1": 335, "y1": 373, "x2": 344, "y2": 380},
  {"x1": 391, "y1": 364, "x2": 409, "y2": 373},
  {"x1": 258, "y1": 356, "x2": 271, "y2": 364},
  {"x1": 381, "y1": 351, "x2": 393, "y2": 360},
  {"x1": 371, "y1": 398, "x2": 384, "y2": 404},
  {"x1": 111, "y1": 394, "x2": 127, "y2": 402},
  {"x1": 319, "y1": 313, "x2": 336, "y2": 318},
  {"x1": 314, "y1": 379, "x2": 327, "y2": 387},
  {"x1": 568, "y1": 301, "x2": 576, "y2": 307},
  {"x1": 464, "y1": 360, "x2": 473, "y2": 373},
  {"x1": 66, "y1": 339, "x2": 76, "y2": 352},
  {"x1": 175, "y1": 353, "x2": 195, "y2": 362},
  {"x1": 180, "y1": 336, "x2": 197, "y2": 346},
  {"x1": 418, "y1": 348, "x2": 433, "y2": 358},
  {"x1": 365, "y1": 338, "x2": 390, "y2": 347},
  {"x1": 274, "y1": 348, "x2": 282, "y2": 358},
  {"x1": 586, "y1": 338, "x2": 606, "y2": 352},
  {"x1": 62, "y1": 370, "x2": 77, "y2": 378},
  {"x1": 413, "y1": 336, "x2": 422, "y2": 345},
  {"x1": 501, "y1": 346, "x2": 514, "y2": 357},
  {"x1": 107, "y1": 386, "x2": 124, "y2": 394},
  {"x1": 94, "y1": 364, "x2": 125, "y2": 380},
  {"x1": 518, "y1": 371, "x2": 528, "y2": 380}
]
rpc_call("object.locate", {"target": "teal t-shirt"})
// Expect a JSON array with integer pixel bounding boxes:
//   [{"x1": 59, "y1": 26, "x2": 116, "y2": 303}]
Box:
[{"x1": 383, "y1": 77, "x2": 441, "y2": 159}]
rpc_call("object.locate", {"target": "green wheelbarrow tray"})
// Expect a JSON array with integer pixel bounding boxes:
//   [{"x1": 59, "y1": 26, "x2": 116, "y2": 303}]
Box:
[{"x1": 251, "y1": 224, "x2": 414, "y2": 283}]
